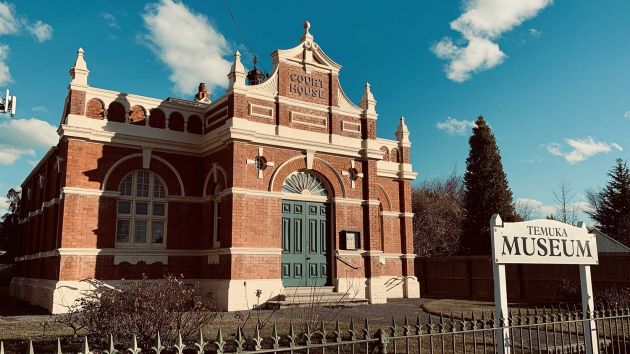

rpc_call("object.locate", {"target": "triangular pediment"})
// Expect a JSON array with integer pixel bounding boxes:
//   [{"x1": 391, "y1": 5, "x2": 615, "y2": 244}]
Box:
[{"x1": 272, "y1": 22, "x2": 342, "y2": 74}]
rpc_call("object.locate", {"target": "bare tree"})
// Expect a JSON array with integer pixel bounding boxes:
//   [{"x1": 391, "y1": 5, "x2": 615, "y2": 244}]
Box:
[
  {"x1": 412, "y1": 174, "x2": 464, "y2": 257},
  {"x1": 514, "y1": 199, "x2": 537, "y2": 221},
  {"x1": 552, "y1": 180, "x2": 578, "y2": 225}
]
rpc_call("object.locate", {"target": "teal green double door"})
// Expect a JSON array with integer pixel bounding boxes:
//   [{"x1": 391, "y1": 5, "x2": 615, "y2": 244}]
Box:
[{"x1": 281, "y1": 200, "x2": 330, "y2": 287}]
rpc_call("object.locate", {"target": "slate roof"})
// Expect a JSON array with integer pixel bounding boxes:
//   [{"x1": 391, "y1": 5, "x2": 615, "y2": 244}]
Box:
[{"x1": 593, "y1": 230, "x2": 630, "y2": 253}]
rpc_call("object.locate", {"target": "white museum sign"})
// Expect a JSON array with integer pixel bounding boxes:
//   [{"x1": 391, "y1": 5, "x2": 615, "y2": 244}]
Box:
[
  {"x1": 493, "y1": 218, "x2": 598, "y2": 265},
  {"x1": 490, "y1": 215, "x2": 600, "y2": 354}
]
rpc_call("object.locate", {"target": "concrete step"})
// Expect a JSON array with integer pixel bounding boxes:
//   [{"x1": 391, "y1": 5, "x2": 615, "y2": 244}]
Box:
[
  {"x1": 276, "y1": 292, "x2": 354, "y2": 301},
  {"x1": 283, "y1": 286, "x2": 335, "y2": 295},
  {"x1": 264, "y1": 298, "x2": 368, "y2": 309},
  {"x1": 262, "y1": 286, "x2": 368, "y2": 309}
]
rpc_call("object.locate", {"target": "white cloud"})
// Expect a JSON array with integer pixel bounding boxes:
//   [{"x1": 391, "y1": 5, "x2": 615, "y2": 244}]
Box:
[
  {"x1": 624, "y1": 111, "x2": 630, "y2": 119},
  {"x1": 0, "y1": 44, "x2": 10, "y2": 86},
  {"x1": 27, "y1": 20, "x2": 53, "y2": 42},
  {"x1": 0, "y1": 196, "x2": 8, "y2": 216},
  {"x1": 516, "y1": 197, "x2": 592, "y2": 220},
  {"x1": 432, "y1": 0, "x2": 552, "y2": 82},
  {"x1": 0, "y1": 145, "x2": 34, "y2": 164},
  {"x1": 436, "y1": 117, "x2": 476, "y2": 135},
  {"x1": 142, "y1": 0, "x2": 232, "y2": 95},
  {"x1": 31, "y1": 105, "x2": 47, "y2": 112},
  {"x1": 0, "y1": 2, "x2": 19, "y2": 35},
  {"x1": 516, "y1": 198, "x2": 557, "y2": 217},
  {"x1": 528, "y1": 28, "x2": 542, "y2": 38},
  {"x1": 0, "y1": 117, "x2": 58, "y2": 165},
  {"x1": 547, "y1": 136, "x2": 623, "y2": 164},
  {"x1": 101, "y1": 13, "x2": 120, "y2": 29},
  {"x1": 0, "y1": 2, "x2": 54, "y2": 88}
]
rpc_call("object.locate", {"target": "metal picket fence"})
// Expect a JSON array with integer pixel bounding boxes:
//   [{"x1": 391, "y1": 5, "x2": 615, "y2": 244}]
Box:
[{"x1": 4, "y1": 306, "x2": 630, "y2": 353}]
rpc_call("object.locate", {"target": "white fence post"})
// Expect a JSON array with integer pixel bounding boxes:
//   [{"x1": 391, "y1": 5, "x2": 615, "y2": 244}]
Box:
[
  {"x1": 491, "y1": 214, "x2": 511, "y2": 354},
  {"x1": 580, "y1": 264, "x2": 599, "y2": 354}
]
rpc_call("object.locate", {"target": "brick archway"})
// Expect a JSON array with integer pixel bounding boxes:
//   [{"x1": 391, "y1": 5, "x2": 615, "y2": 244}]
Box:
[
  {"x1": 102, "y1": 154, "x2": 185, "y2": 196},
  {"x1": 269, "y1": 156, "x2": 346, "y2": 198}
]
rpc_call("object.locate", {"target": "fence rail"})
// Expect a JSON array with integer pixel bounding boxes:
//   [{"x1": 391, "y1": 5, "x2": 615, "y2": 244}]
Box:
[{"x1": 5, "y1": 306, "x2": 630, "y2": 353}]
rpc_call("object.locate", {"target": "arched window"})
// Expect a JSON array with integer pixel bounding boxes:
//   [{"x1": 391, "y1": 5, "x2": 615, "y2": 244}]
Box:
[
  {"x1": 282, "y1": 171, "x2": 328, "y2": 196},
  {"x1": 168, "y1": 112, "x2": 185, "y2": 131},
  {"x1": 107, "y1": 101, "x2": 126, "y2": 122},
  {"x1": 116, "y1": 170, "x2": 167, "y2": 248},
  {"x1": 149, "y1": 108, "x2": 166, "y2": 129},
  {"x1": 212, "y1": 184, "x2": 222, "y2": 248},
  {"x1": 390, "y1": 148, "x2": 400, "y2": 163},
  {"x1": 380, "y1": 146, "x2": 390, "y2": 162},
  {"x1": 86, "y1": 99, "x2": 105, "y2": 119},
  {"x1": 187, "y1": 115, "x2": 202, "y2": 134},
  {"x1": 129, "y1": 105, "x2": 147, "y2": 125}
]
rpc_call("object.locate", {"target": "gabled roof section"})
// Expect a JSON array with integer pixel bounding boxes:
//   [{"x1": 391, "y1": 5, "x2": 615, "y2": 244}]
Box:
[
  {"x1": 271, "y1": 21, "x2": 342, "y2": 74},
  {"x1": 593, "y1": 229, "x2": 630, "y2": 253}
]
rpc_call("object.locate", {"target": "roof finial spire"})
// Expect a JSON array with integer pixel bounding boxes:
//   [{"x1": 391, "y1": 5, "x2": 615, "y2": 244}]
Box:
[
  {"x1": 301, "y1": 20, "x2": 314, "y2": 43},
  {"x1": 360, "y1": 82, "x2": 377, "y2": 116},
  {"x1": 396, "y1": 116, "x2": 410, "y2": 143},
  {"x1": 228, "y1": 50, "x2": 246, "y2": 91},
  {"x1": 69, "y1": 47, "x2": 89, "y2": 86}
]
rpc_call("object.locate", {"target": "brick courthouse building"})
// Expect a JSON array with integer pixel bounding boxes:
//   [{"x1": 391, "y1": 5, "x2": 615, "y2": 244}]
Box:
[{"x1": 11, "y1": 22, "x2": 419, "y2": 313}]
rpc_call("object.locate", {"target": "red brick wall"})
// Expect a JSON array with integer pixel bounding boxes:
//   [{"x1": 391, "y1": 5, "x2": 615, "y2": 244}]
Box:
[{"x1": 68, "y1": 90, "x2": 86, "y2": 115}]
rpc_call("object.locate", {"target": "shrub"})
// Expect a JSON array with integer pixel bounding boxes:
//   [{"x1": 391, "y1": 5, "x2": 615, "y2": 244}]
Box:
[
  {"x1": 57, "y1": 274, "x2": 218, "y2": 348},
  {"x1": 556, "y1": 279, "x2": 580, "y2": 304},
  {"x1": 597, "y1": 286, "x2": 630, "y2": 309}
]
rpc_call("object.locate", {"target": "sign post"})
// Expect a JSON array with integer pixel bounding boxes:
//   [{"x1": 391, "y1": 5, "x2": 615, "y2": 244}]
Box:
[{"x1": 490, "y1": 214, "x2": 599, "y2": 354}]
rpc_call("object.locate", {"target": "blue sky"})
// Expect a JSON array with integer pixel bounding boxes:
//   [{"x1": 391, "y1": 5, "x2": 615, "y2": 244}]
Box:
[{"x1": 0, "y1": 0, "x2": 629, "y2": 221}]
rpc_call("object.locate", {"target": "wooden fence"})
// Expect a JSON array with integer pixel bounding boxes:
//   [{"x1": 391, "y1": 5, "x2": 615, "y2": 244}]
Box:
[{"x1": 415, "y1": 254, "x2": 630, "y2": 302}]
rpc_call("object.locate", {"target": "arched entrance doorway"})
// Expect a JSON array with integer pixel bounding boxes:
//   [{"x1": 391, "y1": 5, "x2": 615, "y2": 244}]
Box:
[{"x1": 281, "y1": 171, "x2": 331, "y2": 287}]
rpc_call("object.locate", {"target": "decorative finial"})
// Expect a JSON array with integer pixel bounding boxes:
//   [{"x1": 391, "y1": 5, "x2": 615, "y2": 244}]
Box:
[
  {"x1": 253, "y1": 55, "x2": 258, "y2": 68},
  {"x1": 228, "y1": 50, "x2": 246, "y2": 90},
  {"x1": 360, "y1": 82, "x2": 377, "y2": 116},
  {"x1": 69, "y1": 47, "x2": 89, "y2": 86},
  {"x1": 396, "y1": 116, "x2": 410, "y2": 143},
  {"x1": 301, "y1": 20, "x2": 314, "y2": 43}
]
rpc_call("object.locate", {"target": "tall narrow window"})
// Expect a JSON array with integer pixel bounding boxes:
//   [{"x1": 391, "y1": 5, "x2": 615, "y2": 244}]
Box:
[
  {"x1": 116, "y1": 170, "x2": 167, "y2": 248},
  {"x1": 212, "y1": 185, "x2": 222, "y2": 248}
]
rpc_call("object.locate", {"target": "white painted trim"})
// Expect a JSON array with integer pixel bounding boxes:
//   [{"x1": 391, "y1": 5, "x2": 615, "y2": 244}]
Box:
[
  {"x1": 333, "y1": 197, "x2": 364, "y2": 205},
  {"x1": 268, "y1": 155, "x2": 305, "y2": 192},
  {"x1": 202, "y1": 164, "x2": 229, "y2": 197},
  {"x1": 114, "y1": 254, "x2": 168, "y2": 265},
  {"x1": 248, "y1": 103, "x2": 274, "y2": 120},
  {"x1": 62, "y1": 187, "x2": 119, "y2": 197},
  {"x1": 227, "y1": 187, "x2": 283, "y2": 198},
  {"x1": 281, "y1": 194, "x2": 329, "y2": 202},
  {"x1": 380, "y1": 211, "x2": 413, "y2": 218},
  {"x1": 289, "y1": 111, "x2": 327, "y2": 129},
  {"x1": 15, "y1": 247, "x2": 284, "y2": 262},
  {"x1": 18, "y1": 197, "x2": 61, "y2": 224}
]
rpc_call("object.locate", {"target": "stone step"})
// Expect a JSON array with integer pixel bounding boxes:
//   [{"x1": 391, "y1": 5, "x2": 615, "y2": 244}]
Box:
[
  {"x1": 264, "y1": 298, "x2": 368, "y2": 310},
  {"x1": 262, "y1": 286, "x2": 368, "y2": 309},
  {"x1": 283, "y1": 286, "x2": 336, "y2": 295},
  {"x1": 277, "y1": 292, "x2": 354, "y2": 302}
]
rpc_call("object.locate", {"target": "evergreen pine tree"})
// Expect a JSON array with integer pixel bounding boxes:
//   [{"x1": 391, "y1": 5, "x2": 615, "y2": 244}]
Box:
[
  {"x1": 588, "y1": 158, "x2": 630, "y2": 245},
  {"x1": 462, "y1": 116, "x2": 519, "y2": 255}
]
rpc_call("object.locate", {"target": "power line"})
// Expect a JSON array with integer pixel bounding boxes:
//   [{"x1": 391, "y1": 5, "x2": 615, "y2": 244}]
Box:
[{"x1": 223, "y1": 0, "x2": 256, "y2": 60}]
